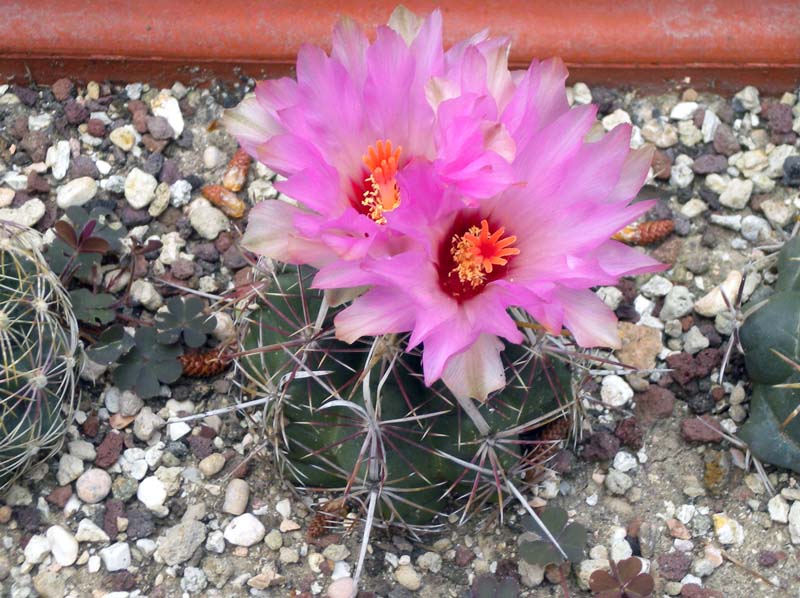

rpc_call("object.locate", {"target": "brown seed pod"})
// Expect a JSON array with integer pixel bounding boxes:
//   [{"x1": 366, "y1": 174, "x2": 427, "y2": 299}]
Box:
[
  {"x1": 524, "y1": 416, "x2": 571, "y2": 483},
  {"x1": 222, "y1": 148, "x2": 252, "y2": 192},
  {"x1": 307, "y1": 497, "x2": 349, "y2": 539},
  {"x1": 201, "y1": 184, "x2": 246, "y2": 219},
  {"x1": 179, "y1": 348, "x2": 231, "y2": 378},
  {"x1": 612, "y1": 219, "x2": 674, "y2": 245}
]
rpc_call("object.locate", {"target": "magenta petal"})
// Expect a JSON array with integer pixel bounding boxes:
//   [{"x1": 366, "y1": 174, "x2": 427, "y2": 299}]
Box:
[
  {"x1": 334, "y1": 287, "x2": 416, "y2": 344},
  {"x1": 557, "y1": 288, "x2": 621, "y2": 348}
]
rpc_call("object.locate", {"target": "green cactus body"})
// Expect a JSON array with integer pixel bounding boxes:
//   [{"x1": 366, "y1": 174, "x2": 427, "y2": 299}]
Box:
[
  {"x1": 0, "y1": 221, "x2": 80, "y2": 492},
  {"x1": 739, "y1": 236, "x2": 800, "y2": 473},
  {"x1": 236, "y1": 266, "x2": 572, "y2": 526}
]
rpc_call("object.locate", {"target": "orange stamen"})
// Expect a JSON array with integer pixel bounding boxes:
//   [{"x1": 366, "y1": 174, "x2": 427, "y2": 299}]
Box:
[
  {"x1": 451, "y1": 219, "x2": 520, "y2": 288},
  {"x1": 361, "y1": 140, "x2": 402, "y2": 224}
]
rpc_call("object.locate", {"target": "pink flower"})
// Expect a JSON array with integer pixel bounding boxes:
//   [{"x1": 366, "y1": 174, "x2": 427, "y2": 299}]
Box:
[
  {"x1": 331, "y1": 112, "x2": 666, "y2": 401},
  {"x1": 224, "y1": 7, "x2": 516, "y2": 286}
]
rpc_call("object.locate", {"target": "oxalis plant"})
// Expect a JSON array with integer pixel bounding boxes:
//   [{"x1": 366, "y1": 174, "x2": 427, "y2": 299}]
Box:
[{"x1": 221, "y1": 6, "x2": 665, "y2": 594}]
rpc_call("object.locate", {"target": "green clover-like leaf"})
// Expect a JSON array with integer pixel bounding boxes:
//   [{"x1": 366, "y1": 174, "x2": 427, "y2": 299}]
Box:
[
  {"x1": 85, "y1": 324, "x2": 135, "y2": 365},
  {"x1": 69, "y1": 289, "x2": 116, "y2": 325},
  {"x1": 155, "y1": 296, "x2": 216, "y2": 348},
  {"x1": 113, "y1": 327, "x2": 183, "y2": 398},
  {"x1": 519, "y1": 506, "x2": 587, "y2": 566}
]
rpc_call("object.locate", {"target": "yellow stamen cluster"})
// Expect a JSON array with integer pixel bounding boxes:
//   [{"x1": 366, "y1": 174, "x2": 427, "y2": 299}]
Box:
[
  {"x1": 361, "y1": 140, "x2": 402, "y2": 225},
  {"x1": 451, "y1": 219, "x2": 520, "y2": 288}
]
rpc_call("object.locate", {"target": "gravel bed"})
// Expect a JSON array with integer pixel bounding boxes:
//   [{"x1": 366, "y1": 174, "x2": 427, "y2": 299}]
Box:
[{"x1": 0, "y1": 77, "x2": 799, "y2": 598}]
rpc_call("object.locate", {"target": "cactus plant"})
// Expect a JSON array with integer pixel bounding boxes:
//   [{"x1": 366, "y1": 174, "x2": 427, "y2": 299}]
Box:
[
  {"x1": 235, "y1": 265, "x2": 575, "y2": 534},
  {"x1": 0, "y1": 220, "x2": 80, "y2": 492},
  {"x1": 738, "y1": 235, "x2": 800, "y2": 472}
]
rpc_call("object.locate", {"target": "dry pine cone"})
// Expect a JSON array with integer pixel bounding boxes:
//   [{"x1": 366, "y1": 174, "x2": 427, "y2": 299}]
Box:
[
  {"x1": 179, "y1": 349, "x2": 231, "y2": 378},
  {"x1": 612, "y1": 219, "x2": 674, "y2": 245}
]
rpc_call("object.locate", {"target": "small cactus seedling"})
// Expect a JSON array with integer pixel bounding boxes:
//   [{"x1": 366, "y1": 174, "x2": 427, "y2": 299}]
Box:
[
  {"x1": 0, "y1": 220, "x2": 79, "y2": 492},
  {"x1": 234, "y1": 263, "x2": 577, "y2": 584},
  {"x1": 738, "y1": 235, "x2": 800, "y2": 472}
]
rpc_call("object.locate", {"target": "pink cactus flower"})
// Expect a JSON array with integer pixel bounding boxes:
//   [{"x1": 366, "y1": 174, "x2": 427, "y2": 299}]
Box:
[
  {"x1": 332, "y1": 119, "x2": 665, "y2": 401},
  {"x1": 224, "y1": 7, "x2": 516, "y2": 286}
]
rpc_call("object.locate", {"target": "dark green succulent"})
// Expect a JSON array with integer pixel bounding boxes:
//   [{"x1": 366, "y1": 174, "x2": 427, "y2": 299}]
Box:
[
  {"x1": 738, "y1": 236, "x2": 800, "y2": 473},
  {"x1": 155, "y1": 296, "x2": 216, "y2": 348},
  {"x1": 69, "y1": 288, "x2": 116, "y2": 326},
  {"x1": 113, "y1": 327, "x2": 183, "y2": 399}
]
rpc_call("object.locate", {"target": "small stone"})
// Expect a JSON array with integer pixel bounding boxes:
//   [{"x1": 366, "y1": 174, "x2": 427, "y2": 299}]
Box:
[
  {"x1": 789, "y1": 501, "x2": 800, "y2": 544},
  {"x1": 683, "y1": 326, "x2": 709, "y2": 355},
  {"x1": 693, "y1": 271, "x2": 742, "y2": 317},
  {"x1": 76, "y1": 468, "x2": 112, "y2": 503},
  {"x1": 741, "y1": 215, "x2": 771, "y2": 242},
  {"x1": 680, "y1": 198, "x2": 708, "y2": 218},
  {"x1": 615, "y1": 322, "x2": 663, "y2": 370},
  {"x1": 265, "y1": 529, "x2": 283, "y2": 551},
  {"x1": 198, "y1": 453, "x2": 226, "y2": 477},
  {"x1": 130, "y1": 279, "x2": 163, "y2": 311},
  {"x1": 170, "y1": 179, "x2": 193, "y2": 207},
  {"x1": 182, "y1": 566, "x2": 208, "y2": 594},
  {"x1": 45, "y1": 525, "x2": 78, "y2": 566},
  {"x1": 577, "y1": 559, "x2": 610, "y2": 590},
  {"x1": 46, "y1": 140, "x2": 71, "y2": 180},
  {"x1": 156, "y1": 520, "x2": 207, "y2": 565},
  {"x1": 99, "y1": 542, "x2": 132, "y2": 572},
  {"x1": 767, "y1": 495, "x2": 790, "y2": 523},
  {"x1": 660, "y1": 286, "x2": 695, "y2": 320},
  {"x1": 761, "y1": 197, "x2": 796, "y2": 228},
  {"x1": 734, "y1": 85, "x2": 760, "y2": 112},
  {"x1": 642, "y1": 119, "x2": 678, "y2": 148},
  {"x1": 24, "y1": 534, "x2": 51, "y2": 564},
  {"x1": 601, "y1": 375, "x2": 633, "y2": 407},
  {"x1": 279, "y1": 546, "x2": 300, "y2": 564},
  {"x1": 713, "y1": 513, "x2": 744, "y2": 545},
  {"x1": 0, "y1": 198, "x2": 46, "y2": 227},
  {"x1": 57, "y1": 453, "x2": 84, "y2": 485},
  {"x1": 222, "y1": 479, "x2": 250, "y2": 515},
  {"x1": 692, "y1": 154, "x2": 728, "y2": 174},
  {"x1": 56, "y1": 176, "x2": 97, "y2": 209},
  {"x1": 137, "y1": 475, "x2": 168, "y2": 510},
  {"x1": 395, "y1": 564, "x2": 422, "y2": 591},
  {"x1": 601, "y1": 109, "x2": 632, "y2": 131},
  {"x1": 76, "y1": 518, "x2": 110, "y2": 543},
  {"x1": 223, "y1": 513, "x2": 265, "y2": 547},
  {"x1": 681, "y1": 416, "x2": 723, "y2": 443},
  {"x1": 718, "y1": 178, "x2": 753, "y2": 209},
  {"x1": 713, "y1": 124, "x2": 741, "y2": 156},
  {"x1": 151, "y1": 91, "x2": 184, "y2": 137},
  {"x1": 124, "y1": 167, "x2": 158, "y2": 209},
  {"x1": 52, "y1": 77, "x2": 74, "y2": 101},
  {"x1": 203, "y1": 146, "x2": 225, "y2": 169},
  {"x1": 670, "y1": 155, "x2": 694, "y2": 188},
  {"x1": 109, "y1": 125, "x2": 138, "y2": 151},
  {"x1": 657, "y1": 551, "x2": 692, "y2": 581},
  {"x1": 188, "y1": 197, "x2": 230, "y2": 239},
  {"x1": 605, "y1": 469, "x2": 633, "y2": 495},
  {"x1": 205, "y1": 530, "x2": 225, "y2": 554},
  {"x1": 417, "y1": 551, "x2": 442, "y2": 573},
  {"x1": 613, "y1": 451, "x2": 638, "y2": 473},
  {"x1": 146, "y1": 115, "x2": 174, "y2": 140}
]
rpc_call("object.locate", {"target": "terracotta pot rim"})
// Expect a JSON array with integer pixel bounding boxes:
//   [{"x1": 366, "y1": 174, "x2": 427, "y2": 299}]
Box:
[{"x1": 2, "y1": 0, "x2": 799, "y2": 93}]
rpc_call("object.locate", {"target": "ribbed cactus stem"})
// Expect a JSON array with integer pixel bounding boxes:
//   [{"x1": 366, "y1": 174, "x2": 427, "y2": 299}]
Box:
[{"x1": 455, "y1": 395, "x2": 491, "y2": 436}]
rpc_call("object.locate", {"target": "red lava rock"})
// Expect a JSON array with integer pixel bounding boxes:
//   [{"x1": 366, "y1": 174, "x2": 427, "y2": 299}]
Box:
[
  {"x1": 86, "y1": 118, "x2": 106, "y2": 137},
  {"x1": 107, "y1": 571, "x2": 137, "y2": 591},
  {"x1": 765, "y1": 103, "x2": 794, "y2": 134},
  {"x1": 169, "y1": 258, "x2": 196, "y2": 280},
  {"x1": 95, "y1": 432, "x2": 124, "y2": 469},
  {"x1": 187, "y1": 435, "x2": 213, "y2": 459},
  {"x1": 665, "y1": 349, "x2": 719, "y2": 388},
  {"x1": 757, "y1": 550, "x2": 786, "y2": 568},
  {"x1": 214, "y1": 231, "x2": 234, "y2": 252},
  {"x1": 51, "y1": 78, "x2": 74, "y2": 101},
  {"x1": 681, "y1": 415, "x2": 724, "y2": 443},
  {"x1": 127, "y1": 99, "x2": 147, "y2": 115},
  {"x1": 228, "y1": 458, "x2": 250, "y2": 479},
  {"x1": 692, "y1": 154, "x2": 728, "y2": 174},
  {"x1": 680, "y1": 584, "x2": 724, "y2": 598},
  {"x1": 692, "y1": 107, "x2": 705, "y2": 128},
  {"x1": 712, "y1": 123, "x2": 740, "y2": 156},
  {"x1": 146, "y1": 115, "x2": 174, "y2": 140},
  {"x1": 142, "y1": 134, "x2": 168, "y2": 153},
  {"x1": 103, "y1": 499, "x2": 125, "y2": 538},
  {"x1": 26, "y1": 172, "x2": 50, "y2": 194},
  {"x1": 132, "y1": 110, "x2": 149, "y2": 134},
  {"x1": 635, "y1": 386, "x2": 676, "y2": 422},
  {"x1": 657, "y1": 551, "x2": 692, "y2": 581},
  {"x1": 197, "y1": 424, "x2": 217, "y2": 439},
  {"x1": 46, "y1": 485, "x2": 73, "y2": 509},
  {"x1": 582, "y1": 430, "x2": 620, "y2": 462},
  {"x1": 695, "y1": 348, "x2": 721, "y2": 376},
  {"x1": 615, "y1": 417, "x2": 644, "y2": 450},
  {"x1": 650, "y1": 236, "x2": 683, "y2": 266},
  {"x1": 64, "y1": 100, "x2": 89, "y2": 125},
  {"x1": 81, "y1": 414, "x2": 100, "y2": 438}
]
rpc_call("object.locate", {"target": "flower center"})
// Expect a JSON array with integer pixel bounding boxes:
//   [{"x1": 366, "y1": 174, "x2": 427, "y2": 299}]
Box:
[
  {"x1": 360, "y1": 140, "x2": 402, "y2": 224},
  {"x1": 438, "y1": 216, "x2": 519, "y2": 301}
]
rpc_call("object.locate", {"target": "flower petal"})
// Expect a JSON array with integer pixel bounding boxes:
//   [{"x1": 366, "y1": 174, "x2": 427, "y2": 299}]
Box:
[
  {"x1": 441, "y1": 333, "x2": 506, "y2": 402},
  {"x1": 557, "y1": 288, "x2": 621, "y2": 348},
  {"x1": 334, "y1": 287, "x2": 416, "y2": 343}
]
